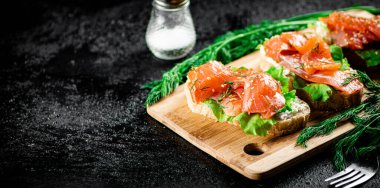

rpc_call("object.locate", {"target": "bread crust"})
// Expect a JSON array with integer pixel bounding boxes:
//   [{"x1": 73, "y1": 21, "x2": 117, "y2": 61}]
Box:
[{"x1": 295, "y1": 86, "x2": 362, "y2": 111}]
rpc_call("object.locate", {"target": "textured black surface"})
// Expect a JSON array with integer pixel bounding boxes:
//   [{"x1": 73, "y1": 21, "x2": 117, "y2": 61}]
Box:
[{"x1": 1, "y1": 0, "x2": 380, "y2": 187}]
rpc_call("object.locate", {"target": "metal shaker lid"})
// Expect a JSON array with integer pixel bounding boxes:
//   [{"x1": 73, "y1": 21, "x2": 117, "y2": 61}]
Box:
[{"x1": 154, "y1": 0, "x2": 190, "y2": 10}]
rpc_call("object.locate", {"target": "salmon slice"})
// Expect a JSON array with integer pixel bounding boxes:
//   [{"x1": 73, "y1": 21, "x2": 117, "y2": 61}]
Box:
[
  {"x1": 187, "y1": 61, "x2": 235, "y2": 103},
  {"x1": 263, "y1": 35, "x2": 295, "y2": 63},
  {"x1": 264, "y1": 32, "x2": 363, "y2": 94},
  {"x1": 300, "y1": 37, "x2": 340, "y2": 74},
  {"x1": 219, "y1": 93, "x2": 243, "y2": 116},
  {"x1": 267, "y1": 34, "x2": 340, "y2": 74},
  {"x1": 280, "y1": 55, "x2": 363, "y2": 95},
  {"x1": 320, "y1": 11, "x2": 380, "y2": 50},
  {"x1": 280, "y1": 32, "x2": 309, "y2": 54},
  {"x1": 242, "y1": 73, "x2": 285, "y2": 119},
  {"x1": 188, "y1": 61, "x2": 286, "y2": 119}
]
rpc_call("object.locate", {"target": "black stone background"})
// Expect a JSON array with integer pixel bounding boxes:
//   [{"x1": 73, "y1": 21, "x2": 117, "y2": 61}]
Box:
[{"x1": 1, "y1": 0, "x2": 380, "y2": 187}]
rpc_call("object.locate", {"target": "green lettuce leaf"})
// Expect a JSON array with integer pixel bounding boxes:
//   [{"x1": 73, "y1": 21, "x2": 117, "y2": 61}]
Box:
[
  {"x1": 355, "y1": 49, "x2": 380, "y2": 67},
  {"x1": 339, "y1": 58, "x2": 350, "y2": 71},
  {"x1": 329, "y1": 45, "x2": 350, "y2": 71},
  {"x1": 329, "y1": 45, "x2": 344, "y2": 60},
  {"x1": 266, "y1": 66, "x2": 295, "y2": 111},
  {"x1": 203, "y1": 99, "x2": 229, "y2": 122},
  {"x1": 266, "y1": 66, "x2": 290, "y2": 93},
  {"x1": 293, "y1": 76, "x2": 333, "y2": 102},
  {"x1": 230, "y1": 113, "x2": 276, "y2": 136},
  {"x1": 303, "y1": 83, "x2": 333, "y2": 102},
  {"x1": 284, "y1": 90, "x2": 296, "y2": 110},
  {"x1": 203, "y1": 99, "x2": 275, "y2": 136},
  {"x1": 293, "y1": 76, "x2": 307, "y2": 89}
]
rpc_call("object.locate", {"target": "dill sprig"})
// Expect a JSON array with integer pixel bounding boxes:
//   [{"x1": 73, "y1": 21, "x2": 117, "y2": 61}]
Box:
[
  {"x1": 144, "y1": 6, "x2": 380, "y2": 106},
  {"x1": 296, "y1": 95, "x2": 377, "y2": 147},
  {"x1": 297, "y1": 70, "x2": 380, "y2": 170},
  {"x1": 355, "y1": 70, "x2": 380, "y2": 92}
]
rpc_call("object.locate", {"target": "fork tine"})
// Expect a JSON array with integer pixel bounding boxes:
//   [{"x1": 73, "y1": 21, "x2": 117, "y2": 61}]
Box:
[
  {"x1": 335, "y1": 173, "x2": 364, "y2": 187},
  {"x1": 329, "y1": 170, "x2": 360, "y2": 185},
  {"x1": 343, "y1": 174, "x2": 374, "y2": 188},
  {"x1": 325, "y1": 164, "x2": 356, "y2": 182},
  {"x1": 343, "y1": 156, "x2": 379, "y2": 188}
]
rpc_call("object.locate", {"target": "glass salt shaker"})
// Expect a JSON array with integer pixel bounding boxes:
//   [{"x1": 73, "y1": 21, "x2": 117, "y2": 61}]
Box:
[{"x1": 146, "y1": 0, "x2": 196, "y2": 60}]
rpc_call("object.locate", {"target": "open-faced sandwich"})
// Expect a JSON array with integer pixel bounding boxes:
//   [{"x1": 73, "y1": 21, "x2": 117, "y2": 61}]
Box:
[
  {"x1": 184, "y1": 61, "x2": 310, "y2": 137},
  {"x1": 318, "y1": 11, "x2": 380, "y2": 77},
  {"x1": 260, "y1": 29, "x2": 363, "y2": 112}
]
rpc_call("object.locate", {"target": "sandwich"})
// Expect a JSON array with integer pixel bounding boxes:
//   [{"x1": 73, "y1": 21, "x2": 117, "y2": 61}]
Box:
[
  {"x1": 184, "y1": 60, "x2": 310, "y2": 137},
  {"x1": 260, "y1": 29, "x2": 364, "y2": 112},
  {"x1": 318, "y1": 10, "x2": 380, "y2": 77}
]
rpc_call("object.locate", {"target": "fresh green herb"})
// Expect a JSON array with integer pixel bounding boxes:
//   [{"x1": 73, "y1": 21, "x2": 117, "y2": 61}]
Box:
[
  {"x1": 342, "y1": 70, "x2": 380, "y2": 92},
  {"x1": 355, "y1": 49, "x2": 380, "y2": 67},
  {"x1": 295, "y1": 63, "x2": 305, "y2": 69},
  {"x1": 355, "y1": 70, "x2": 380, "y2": 92},
  {"x1": 203, "y1": 99, "x2": 276, "y2": 136},
  {"x1": 297, "y1": 70, "x2": 380, "y2": 170},
  {"x1": 200, "y1": 86, "x2": 210, "y2": 91},
  {"x1": 190, "y1": 79, "x2": 198, "y2": 91},
  {"x1": 342, "y1": 74, "x2": 356, "y2": 86},
  {"x1": 296, "y1": 96, "x2": 373, "y2": 147},
  {"x1": 218, "y1": 85, "x2": 233, "y2": 100},
  {"x1": 143, "y1": 80, "x2": 161, "y2": 89},
  {"x1": 145, "y1": 6, "x2": 380, "y2": 106}
]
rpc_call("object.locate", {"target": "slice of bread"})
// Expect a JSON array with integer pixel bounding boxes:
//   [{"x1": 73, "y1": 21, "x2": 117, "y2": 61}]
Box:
[
  {"x1": 185, "y1": 80, "x2": 311, "y2": 138},
  {"x1": 295, "y1": 87, "x2": 362, "y2": 112},
  {"x1": 287, "y1": 74, "x2": 362, "y2": 112}
]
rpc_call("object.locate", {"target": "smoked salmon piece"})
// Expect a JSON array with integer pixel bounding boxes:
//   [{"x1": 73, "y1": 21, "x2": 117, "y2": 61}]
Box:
[
  {"x1": 320, "y1": 11, "x2": 380, "y2": 50},
  {"x1": 242, "y1": 73, "x2": 285, "y2": 119},
  {"x1": 300, "y1": 37, "x2": 340, "y2": 75},
  {"x1": 266, "y1": 33, "x2": 340, "y2": 74},
  {"x1": 280, "y1": 55, "x2": 363, "y2": 95},
  {"x1": 263, "y1": 31, "x2": 363, "y2": 95},
  {"x1": 187, "y1": 61, "x2": 286, "y2": 119},
  {"x1": 219, "y1": 93, "x2": 243, "y2": 116},
  {"x1": 187, "y1": 61, "x2": 234, "y2": 103}
]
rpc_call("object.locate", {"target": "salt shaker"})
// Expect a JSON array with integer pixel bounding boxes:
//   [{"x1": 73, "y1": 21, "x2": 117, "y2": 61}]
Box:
[{"x1": 146, "y1": 0, "x2": 196, "y2": 60}]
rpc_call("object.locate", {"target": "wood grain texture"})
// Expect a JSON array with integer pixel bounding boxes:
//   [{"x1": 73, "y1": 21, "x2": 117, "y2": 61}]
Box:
[{"x1": 147, "y1": 51, "x2": 355, "y2": 180}]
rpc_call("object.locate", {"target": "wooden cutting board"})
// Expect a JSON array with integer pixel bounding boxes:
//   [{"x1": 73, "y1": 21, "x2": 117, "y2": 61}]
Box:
[{"x1": 147, "y1": 51, "x2": 355, "y2": 180}]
